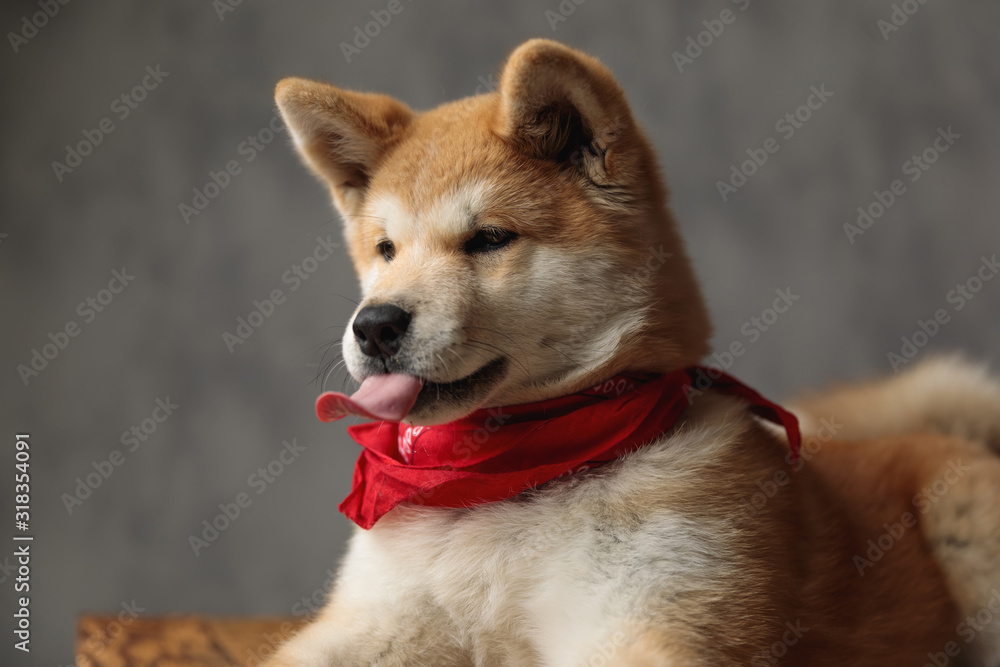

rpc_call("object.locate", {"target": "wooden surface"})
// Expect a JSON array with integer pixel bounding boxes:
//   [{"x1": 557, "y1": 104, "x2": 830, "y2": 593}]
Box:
[{"x1": 76, "y1": 615, "x2": 307, "y2": 666}]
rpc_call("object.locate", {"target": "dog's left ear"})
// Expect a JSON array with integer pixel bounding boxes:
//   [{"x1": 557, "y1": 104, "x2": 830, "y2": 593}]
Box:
[{"x1": 496, "y1": 39, "x2": 637, "y2": 185}]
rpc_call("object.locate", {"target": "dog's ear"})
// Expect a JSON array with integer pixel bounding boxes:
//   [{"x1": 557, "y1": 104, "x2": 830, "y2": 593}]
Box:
[
  {"x1": 275, "y1": 78, "x2": 414, "y2": 216},
  {"x1": 496, "y1": 40, "x2": 636, "y2": 185}
]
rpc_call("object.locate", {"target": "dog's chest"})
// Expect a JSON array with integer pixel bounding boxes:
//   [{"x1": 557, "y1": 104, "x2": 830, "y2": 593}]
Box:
[
  {"x1": 344, "y1": 431, "x2": 742, "y2": 665},
  {"x1": 359, "y1": 499, "x2": 626, "y2": 663}
]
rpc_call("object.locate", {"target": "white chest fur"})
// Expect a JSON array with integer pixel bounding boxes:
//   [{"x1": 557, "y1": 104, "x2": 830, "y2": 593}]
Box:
[{"x1": 325, "y1": 399, "x2": 751, "y2": 666}]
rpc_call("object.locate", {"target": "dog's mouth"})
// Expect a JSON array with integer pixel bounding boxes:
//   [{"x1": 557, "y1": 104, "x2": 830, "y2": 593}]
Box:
[
  {"x1": 317, "y1": 357, "x2": 507, "y2": 423},
  {"x1": 409, "y1": 357, "x2": 507, "y2": 419}
]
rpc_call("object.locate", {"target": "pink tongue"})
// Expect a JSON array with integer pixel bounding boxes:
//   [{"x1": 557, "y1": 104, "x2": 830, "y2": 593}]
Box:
[{"x1": 316, "y1": 374, "x2": 424, "y2": 422}]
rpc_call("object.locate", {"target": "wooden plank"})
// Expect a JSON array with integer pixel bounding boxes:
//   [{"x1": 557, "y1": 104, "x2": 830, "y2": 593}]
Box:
[{"x1": 76, "y1": 615, "x2": 306, "y2": 667}]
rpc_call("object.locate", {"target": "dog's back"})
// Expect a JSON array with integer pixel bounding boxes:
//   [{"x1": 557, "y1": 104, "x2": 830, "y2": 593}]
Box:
[{"x1": 792, "y1": 356, "x2": 1000, "y2": 666}]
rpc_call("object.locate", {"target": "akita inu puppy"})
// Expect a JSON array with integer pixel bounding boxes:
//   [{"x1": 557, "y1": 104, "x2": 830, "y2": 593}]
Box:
[{"x1": 268, "y1": 39, "x2": 1000, "y2": 666}]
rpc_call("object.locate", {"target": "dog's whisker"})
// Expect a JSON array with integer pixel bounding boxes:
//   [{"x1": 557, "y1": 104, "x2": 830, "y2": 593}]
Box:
[
  {"x1": 305, "y1": 340, "x2": 343, "y2": 356},
  {"x1": 300, "y1": 216, "x2": 342, "y2": 236},
  {"x1": 463, "y1": 338, "x2": 532, "y2": 379},
  {"x1": 309, "y1": 340, "x2": 344, "y2": 387},
  {"x1": 537, "y1": 339, "x2": 591, "y2": 375},
  {"x1": 462, "y1": 326, "x2": 528, "y2": 359},
  {"x1": 434, "y1": 352, "x2": 452, "y2": 378},
  {"x1": 317, "y1": 342, "x2": 343, "y2": 369},
  {"x1": 340, "y1": 367, "x2": 355, "y2": 394},
  {"x1": 317, "y1": 356, "x2": 347, "y2": 391},
  {"x1": 322, "y1": 358, "x2": 349, "y2": 391},
  {"x1": 332, "y1": 293, "x2": 361, "y2": 306},
  {"x1": 346, "y1": 214, "x2": 388, "y2": 222}
]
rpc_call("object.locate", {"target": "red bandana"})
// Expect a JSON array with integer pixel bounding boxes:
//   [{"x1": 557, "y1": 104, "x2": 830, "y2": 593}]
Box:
[{"x1": 318, "y1": 367, "x2": 800, "y2": 529}]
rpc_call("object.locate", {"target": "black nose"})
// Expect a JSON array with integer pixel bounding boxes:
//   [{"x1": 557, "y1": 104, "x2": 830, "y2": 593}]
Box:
[{"x1": 352, "y1": 304, "x2": 412, "y2": 358}]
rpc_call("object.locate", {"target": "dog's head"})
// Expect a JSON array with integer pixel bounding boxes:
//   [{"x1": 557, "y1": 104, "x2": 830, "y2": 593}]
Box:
[{"x1": 276, "y1": 39, "x2": 711, "y2": 424}]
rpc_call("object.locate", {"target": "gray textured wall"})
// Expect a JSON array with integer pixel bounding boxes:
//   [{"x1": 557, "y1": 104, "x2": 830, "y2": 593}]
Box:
[{"x1": 2, "y1": 0, "x2": 999, "y2": 664}]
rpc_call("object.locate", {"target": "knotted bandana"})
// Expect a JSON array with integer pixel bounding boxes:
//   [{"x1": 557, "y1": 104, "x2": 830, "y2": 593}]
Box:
[{"x1": 318, "y1": 367, "x2": 800, "y2": 529}]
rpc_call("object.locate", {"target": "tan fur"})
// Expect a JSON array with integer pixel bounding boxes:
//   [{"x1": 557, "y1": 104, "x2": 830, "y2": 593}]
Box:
[
  {"x1": 267, "y1": 39, "x2": 1000, "y2": 665},
  {"x1": 793, "y1": 355, "x2": 1000, "y2": 449}
]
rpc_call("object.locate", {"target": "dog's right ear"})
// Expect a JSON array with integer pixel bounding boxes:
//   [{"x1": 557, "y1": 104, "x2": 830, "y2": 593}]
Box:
[
  {"x1": 495, "y1": 40, "x2": 637, "y2": 187},
  {"x1": 275, "y1": 78, "x2": 414, "y2": 216}
]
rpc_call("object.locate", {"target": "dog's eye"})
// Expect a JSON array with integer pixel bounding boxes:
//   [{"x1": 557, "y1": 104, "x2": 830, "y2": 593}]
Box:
[
  {"x1": 465, "y1": 227, "x2": 517, "y2": 254},
  {"x1": 376, "y1": 239, "x2": 396, "y2": 262}
]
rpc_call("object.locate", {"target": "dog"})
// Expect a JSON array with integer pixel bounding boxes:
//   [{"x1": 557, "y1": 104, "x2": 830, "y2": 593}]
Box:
[{"x1": 267, "y1": 39, "x2": 1000, "y2": 666}]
